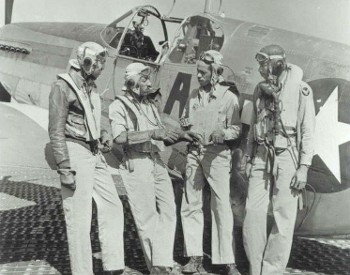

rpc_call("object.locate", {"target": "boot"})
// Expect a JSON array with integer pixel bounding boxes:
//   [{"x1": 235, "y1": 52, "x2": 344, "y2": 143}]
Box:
[
  {"x1": 182, "y1": 256, "x2": 207, "y2": 274},
  {"x1": 225, "y1": 264, "x2": 241, "y2": 275}
]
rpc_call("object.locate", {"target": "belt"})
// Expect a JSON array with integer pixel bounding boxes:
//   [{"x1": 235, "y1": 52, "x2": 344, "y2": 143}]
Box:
[
  {"x1": 66, "y1": 137, "x2": 99, "y2": 154},
  {"x1": 257, "y1": 142, "x2": 298, "y2": 180},
  {"x1": 123, "y1": 146, "x2": 160, "y2": 172},
  {"x1": 126, "y1": 142, "x2": 162, "y2": 154},
  {"x1": 187, "y1": 142, "x2": 228, "y2": 156}
]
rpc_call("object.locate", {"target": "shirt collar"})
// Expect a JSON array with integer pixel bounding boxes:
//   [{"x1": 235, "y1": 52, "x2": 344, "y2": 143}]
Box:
[{"x1": 199, "y1": 83, "x2": 221, "y2": 98}]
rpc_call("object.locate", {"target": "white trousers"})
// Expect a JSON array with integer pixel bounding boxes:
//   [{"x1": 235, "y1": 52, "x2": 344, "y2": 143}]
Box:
[
  {"x1": 181, "y1": 146, "x2": 235, "y2": 264},
  {"x1": 119, "y1": 151, "x2": 177, "y2": 270},
  {"x1": 62, "y1": 141, "x2": 125, "y2": 275},
  {"x1": 243, "y1": 146, "x2": 298, "y2": 275}
]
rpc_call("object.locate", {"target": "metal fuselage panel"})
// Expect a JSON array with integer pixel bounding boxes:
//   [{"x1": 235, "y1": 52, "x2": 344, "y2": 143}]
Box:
[{"x1": 0, "y1": 24, "x2": 76, "y2": 107}]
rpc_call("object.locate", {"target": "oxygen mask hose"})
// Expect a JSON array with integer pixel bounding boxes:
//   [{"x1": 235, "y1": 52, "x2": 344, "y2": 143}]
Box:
[
  {"x1": 259, "y1": 81, "x2": 282, "y2": 135},
  {"x1": 272, "y1": 94, "x2": 282, "y2": 135}
]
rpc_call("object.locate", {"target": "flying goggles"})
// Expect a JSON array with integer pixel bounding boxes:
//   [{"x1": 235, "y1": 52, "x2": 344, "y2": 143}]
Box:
[
  {"x1": 199, "y1": 51, "x2": 216, "y2": 64},
  {"x1": 255, "y1": 51, "x2": 285, "y2": 64}
]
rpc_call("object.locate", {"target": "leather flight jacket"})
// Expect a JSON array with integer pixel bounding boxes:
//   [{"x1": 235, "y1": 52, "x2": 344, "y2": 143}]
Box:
[{"x1": 48, "y1": 69, "x2": 101, "y2": 169}]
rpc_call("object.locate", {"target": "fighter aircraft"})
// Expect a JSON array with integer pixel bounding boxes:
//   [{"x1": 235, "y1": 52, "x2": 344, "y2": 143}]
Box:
[{"x1": 1, "y1": 0, "x2": 350, "y2": 238}]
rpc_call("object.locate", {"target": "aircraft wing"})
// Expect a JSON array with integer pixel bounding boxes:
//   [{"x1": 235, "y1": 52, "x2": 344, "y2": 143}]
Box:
[
  {"x1": 0, "y1": 102, "x2": 55, "y2": 170},
  {"x1": 0, "y1": 101, "x2": 127, "y2": 195}
]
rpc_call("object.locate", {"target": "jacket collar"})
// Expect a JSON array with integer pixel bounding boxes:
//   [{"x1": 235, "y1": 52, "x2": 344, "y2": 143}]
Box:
[
  {"x1": 68, "y1": 68, "x2": 96, "y2": 92},
  {"x1": 278, "y1": 63, "x2": 303, "y2": 87}
]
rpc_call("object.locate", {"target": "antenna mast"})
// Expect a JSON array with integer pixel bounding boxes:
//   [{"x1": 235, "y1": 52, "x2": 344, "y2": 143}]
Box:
[{"x1": 204, "y1": 0, "x2": 211, "y2": 13}]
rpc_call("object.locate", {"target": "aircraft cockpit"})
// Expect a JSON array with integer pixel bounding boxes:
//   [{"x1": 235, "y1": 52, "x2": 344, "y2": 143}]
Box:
[
  {"x1": 100, "y1": 6, "x2": 169, "y2": 63},
  {"x1": 168, "y1": 15, "x2": 224, "y2": 64}
]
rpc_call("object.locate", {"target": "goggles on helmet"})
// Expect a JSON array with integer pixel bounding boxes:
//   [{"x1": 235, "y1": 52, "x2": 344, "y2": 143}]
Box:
[
  {"x1": 255, "y1": 52, "x2": 270, "y2": 63},
  {"x1": 255, "y1": 51, "x2": 286, "y2": 64},
  {"x1": 199, "y1": 50, "x2": 223, "y2": 67},
  {"x1": 95, "y1": 50, "x2": 106, "y2": 64},
  {"x1": 124, "y1": 63, "x2": 151, "y2": 88},
  {"x1": 199, "y1": 51, "x2": 215, "y2": 64},
  {"x1": 139, "y1": 67, "x2": 151, "y2": 78},
  {"x1": 83, "y1": 46, "x2": 106, "y2": 62}
]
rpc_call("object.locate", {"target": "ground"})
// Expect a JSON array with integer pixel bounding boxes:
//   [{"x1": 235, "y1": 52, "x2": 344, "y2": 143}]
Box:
[{"x1": 0, "y1": 165, "x2": 350, "y2": 275}]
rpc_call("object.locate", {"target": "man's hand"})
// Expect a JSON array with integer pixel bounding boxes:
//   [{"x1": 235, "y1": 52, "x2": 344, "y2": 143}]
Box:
[
  {"x1": 99, "y1": 131, "x2": 113, "y2": 153},
  {"x1": 179, "y1": 130, "x2": 202, "y2": 143},
  {"x1": 290, "y1": 165, "x2": 309, "y2": 191},
  {"x1": 187, "y1": 131, "x2": 203, "y2": 143},
  {"x1": 59, "y1": 169, "x2": 76, "y2": 191},
  {"x1": 151, "y1": 129, "x2": 179, "y2": 143},
  {"x1": 209, "y1": 129, "x2": 225, "y2": 145},
  {"x1": 244, "y1": 156, "x2": 255, "y2": 179},
  {"x1": 245, "y1": 162, "x2": 252, "y2": 179},
  {"x1": 179, "y1": 131, "x2": 193, "y2": 142},
  {"x1": 163, "y1": 129, "x2": 180, "y2": 144}
]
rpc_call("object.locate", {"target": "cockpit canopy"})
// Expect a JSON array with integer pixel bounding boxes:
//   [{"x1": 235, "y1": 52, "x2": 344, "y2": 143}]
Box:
[
  {"x1": 168, "y1": 15, "x2": 224, "y2": 64},
  {"x1": 100, "y1": 6, "x2": 225, "y2": 66},
  {"x1": 100, "y1": 6, "x2": 168, "y2": 63}
]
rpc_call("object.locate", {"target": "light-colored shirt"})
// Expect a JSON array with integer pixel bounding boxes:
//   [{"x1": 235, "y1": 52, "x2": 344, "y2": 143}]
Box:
[
  {"x1": 109, "y1": 94, "x2": 164, "y2": 152},
  {"x1": 182, "y1": 83, "x2": 241, "y2": 144},
  {"x1": 246, "y1": 64, "x2": 315, "y2": 166}
]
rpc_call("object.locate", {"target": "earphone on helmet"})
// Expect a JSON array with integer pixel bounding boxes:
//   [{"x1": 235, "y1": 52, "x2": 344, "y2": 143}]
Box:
[
  {"x1": 81, "y1": 55, "x2": 93, "y2": 75},
  {"x1": 126, "y1": 79, "x2": 136, "y2": 89}
]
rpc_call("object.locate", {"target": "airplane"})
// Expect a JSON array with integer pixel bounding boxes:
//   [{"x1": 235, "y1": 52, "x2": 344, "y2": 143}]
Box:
[{"x1": 1, "y1": 0, "x2": 350, "y2": 239}]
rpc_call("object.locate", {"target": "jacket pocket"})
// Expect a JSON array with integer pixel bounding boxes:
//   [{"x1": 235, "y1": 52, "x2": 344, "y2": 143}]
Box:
[{"x1": 66, "y1": 114, "x2": 87, "y2": 137}]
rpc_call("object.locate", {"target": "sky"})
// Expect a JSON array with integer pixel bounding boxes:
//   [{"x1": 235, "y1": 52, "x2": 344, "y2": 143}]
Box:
[{"x1": 0, "y1": 0, "x2": 349, "y2": 45}]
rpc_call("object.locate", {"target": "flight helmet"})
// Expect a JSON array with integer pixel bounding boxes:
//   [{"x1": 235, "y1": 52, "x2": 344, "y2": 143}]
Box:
[
  {"x1": 70, "y1": 42, "x2": 107, "y2": 76},
  {"x1": 256, "y1": 44, "x2": 286, "y2": 78}
]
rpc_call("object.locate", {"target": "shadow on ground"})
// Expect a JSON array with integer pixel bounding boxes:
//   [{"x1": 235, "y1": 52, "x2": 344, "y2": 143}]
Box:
[{"x1": 1, "y1": 178, "x2": 349, "y2": 274}]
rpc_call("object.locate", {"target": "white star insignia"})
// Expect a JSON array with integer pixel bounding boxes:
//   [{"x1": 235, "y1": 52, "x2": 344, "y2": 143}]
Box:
[{"x1": 314, "y1": 86, "x2": 350, "y2": 183}]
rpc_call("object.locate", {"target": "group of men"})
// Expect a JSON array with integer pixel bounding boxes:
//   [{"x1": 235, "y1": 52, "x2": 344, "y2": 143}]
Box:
[{"x1": 48, "y1": 41, "x2": 315, "y2": 275}]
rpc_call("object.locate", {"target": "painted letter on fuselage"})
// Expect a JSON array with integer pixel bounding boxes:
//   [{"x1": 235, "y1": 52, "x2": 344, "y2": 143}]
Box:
[{"x1": 163, "y1": 72, "x2": 192, "y2": 118}]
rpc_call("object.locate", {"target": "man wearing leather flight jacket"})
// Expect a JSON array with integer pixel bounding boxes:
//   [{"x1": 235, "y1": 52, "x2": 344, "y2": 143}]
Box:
[{"x1": 48, "y1": 42, "x2": 128, "y2": 275}]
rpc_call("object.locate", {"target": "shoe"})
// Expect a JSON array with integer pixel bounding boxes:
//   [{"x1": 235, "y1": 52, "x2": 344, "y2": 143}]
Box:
[
  {"x1": 150, "y1": 266, "x2": 169, "y2": 275},
  {"x1": 167, "y1": 267, "x2": 183, "y2": 275},
  {"x1": 225, "y1": 264, "x2": 241, "y2": 275},
  {"x1": 104, "y1": 267, "x2": 144, "y2": 275},
  {"x1": 104, "y1": 270, "x2": 123, "y2": 275},
  {"x1": 182, "y1": 256, "x2": 207, "y2": 274}
]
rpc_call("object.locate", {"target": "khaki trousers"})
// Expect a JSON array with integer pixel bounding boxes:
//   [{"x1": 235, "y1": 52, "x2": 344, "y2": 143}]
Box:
[
  {"x1": 119, "y1": 152, "x2": 176, "y2": 270},
  {"x1": 62, "y1": 141, "x2": 125, "y2": 275},
  {"x1": 181, "y1": 146, "x2": 235, "y2": 264},
  {"x1": 243, "y1": 146, "x2": 298, "y2": 275}
]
